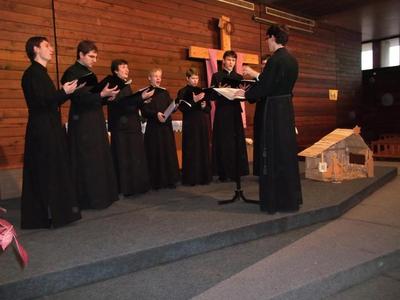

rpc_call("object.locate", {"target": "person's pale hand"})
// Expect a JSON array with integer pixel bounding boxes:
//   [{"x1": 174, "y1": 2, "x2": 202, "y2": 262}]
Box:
[
  {"x1": 218, "y1": 83, "x2": 229, "y2": 88},
  {"x1": 141, "y1": 88, "x2": 155, "y2": 100},
  {"x1": 100, "y1": 83, "x2": 120, "y2": 98},
  {"x1": 193, "y1": 92, "x2": 205, "y2": 102},
  {"x1": 234, "y1": 89, "x2": 245, "y2": 98},
  {"x1": 242, "y1": 65, "x2": 259, "y2": 79},
  {"x1": 107, "y1": 95, "x2": 117, "y2": 102},
  {"x1": 157, "y1": 112, "x2": 166, "y2": 123},
  {"x1": 63, "y1": 80, "x2": 78, "y2": 94},
  {"x1": 239, "y1": 82, "x2": 250, "y2": 91}
]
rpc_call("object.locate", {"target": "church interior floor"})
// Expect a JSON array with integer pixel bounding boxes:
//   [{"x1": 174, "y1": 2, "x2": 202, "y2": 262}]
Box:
[{"x1": 0, "y1": 161, "x2": 398, "y2": 299}]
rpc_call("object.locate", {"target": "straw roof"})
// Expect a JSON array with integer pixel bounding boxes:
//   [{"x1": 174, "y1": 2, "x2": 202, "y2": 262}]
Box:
[{"x1": 298, "y1": 128, "x2": 367, "y2": 157}]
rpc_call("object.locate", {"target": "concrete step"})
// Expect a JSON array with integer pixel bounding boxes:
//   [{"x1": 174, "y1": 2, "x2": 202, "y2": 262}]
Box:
[
  {"x1": 0, "y1": 165, "x2": 396, "y2": 299},
  {"x1": 327, "y1": 266, "x2": 400, "y2": 300},
  {"x1": 194, "y1": 175, "x2": 400, "y2": 300},
  {"x1": 38, "y1": 223, "x2": 328, "y2": 299}
]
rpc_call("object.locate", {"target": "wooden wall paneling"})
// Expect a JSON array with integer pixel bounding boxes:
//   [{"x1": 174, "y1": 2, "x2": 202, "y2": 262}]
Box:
[
  {"x1": 54, "y1": 0, "x2": 261, "y2": 130},
  {"x1": 0, "y1": 0, "x2": 55, "y2": 169},
  {"x1": 0, "y1": 0, "x2": 363, "y2": 175}
]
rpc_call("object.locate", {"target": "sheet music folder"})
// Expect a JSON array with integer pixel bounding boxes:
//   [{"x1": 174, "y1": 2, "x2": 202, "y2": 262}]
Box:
[
  {"x1": 163, "y1": 101, "x2": 177, "y2": 119},
  {"x1": 213, "y1": 88, "x2": 244, "y2": 100},
  {"x1": 91, "y1": 76, "x2": 132, "y2": 93},
  {"x1": 220, "y1": 77, "x2": 255, "y2": 88},
  {"x1": 131, "y1": 85, "x2": 158, "y2": 98},
  {"x1": 163, "y1": 100, "x2": 191, "y2": 119},
  {"x1": 76, "y1": 72, "x2": 97, "y2": 86}
]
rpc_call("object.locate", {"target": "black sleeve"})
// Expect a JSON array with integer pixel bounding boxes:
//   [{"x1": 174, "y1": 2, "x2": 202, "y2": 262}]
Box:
[
  {"x1": 22, "y1": 70, "x2": 68, "y2": 107},
  {"x1": 211, "y1": 73, "x2": 218, "y2": 88},
  {"x1": 178, "y1": 87, "x2": 198, "y2": 113},
  {"x1": 117, "y1": 92, "x2": 143, "y2": 111},
  {"x1": 62, "y1": 69, "x2": 102, "y2": 106},
  {"x1": 245, "y1": 58, "x2": 279, "y2": 101}
]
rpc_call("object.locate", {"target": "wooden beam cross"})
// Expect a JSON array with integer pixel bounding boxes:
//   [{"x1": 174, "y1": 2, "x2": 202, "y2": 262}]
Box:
[{"x1": 189, "y1": 16, "x2": 259, "y2": 64}]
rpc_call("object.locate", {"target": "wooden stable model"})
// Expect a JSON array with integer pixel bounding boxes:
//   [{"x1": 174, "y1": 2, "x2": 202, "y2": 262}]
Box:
[{"x1": 298, "y1": 126, "x2": 374, "y2": 182}]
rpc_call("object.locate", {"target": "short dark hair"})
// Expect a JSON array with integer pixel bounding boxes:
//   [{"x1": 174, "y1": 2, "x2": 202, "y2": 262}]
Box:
[
  {"x1": 267, "y1": 25, "x2": 289, "y2": 45},
  {"x1": 25, "y1": 36, "x2": 48, "y2": 62},
  {"x1": 111, "y1": 59, "x2": 128, "y2": 73},
  {"x1": 76, "y1": 40, "x2": 98, "y2": 59},
  {"x1": 223, "y1": 50, "x2": 237, "y2": 59},
  {"x1": 186, "y1": 67, "x2": 199, "y2": 78}
]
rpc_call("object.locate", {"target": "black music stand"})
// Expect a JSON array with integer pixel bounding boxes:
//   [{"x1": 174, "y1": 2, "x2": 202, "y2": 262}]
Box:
[{"x1": 218, "y1": 97, "x2": 258, "y2": 205}]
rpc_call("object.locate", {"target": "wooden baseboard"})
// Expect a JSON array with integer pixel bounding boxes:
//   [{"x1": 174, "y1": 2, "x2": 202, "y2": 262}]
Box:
[{"x1": 0, "y1": 168, "x2": 22, "y2": 201}]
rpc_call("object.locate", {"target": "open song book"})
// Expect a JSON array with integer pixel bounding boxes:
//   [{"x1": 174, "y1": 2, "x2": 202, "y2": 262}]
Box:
[
  {"x1": 163, "y1": 99, "x2": 191, "y2": 119},
  {"x1": 220, "y1": 77, "x2": 256, "y2": 88},
  {"x1": 76, "y1": 72, "x2": 97, "y2": 87},
  {"x1": 213, "y1": 88, "x2": 245, "y2": 100},
  {"x1": 91, "y1": 75, "x2": 132, "y2": 93}
]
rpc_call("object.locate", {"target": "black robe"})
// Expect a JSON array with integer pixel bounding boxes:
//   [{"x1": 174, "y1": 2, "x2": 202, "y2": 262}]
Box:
[
  {"x1": 20, "y1": 61, "x2": 81, "y2": 229},
  {"x1": 141, "y1": 87, "x2": 179, "y2": 189},
  {"x1": 177, "y1": 85, "x2": 212, "y2": 185},
  {"x1": 61, "y1": 62, "x2": 118, "y2": 209},
  {"x1": 102, "y1": 75, "x2": 150, "y2": 195},
  {"x1": 211, "y1": 69, "x2": 249, "y2": 180},
  {"x1": 252, "y1": 100, "x2": 266, "y2": 176},
  {"x1": 245, "y1": 47, "x2": 302, "y2": 213}
]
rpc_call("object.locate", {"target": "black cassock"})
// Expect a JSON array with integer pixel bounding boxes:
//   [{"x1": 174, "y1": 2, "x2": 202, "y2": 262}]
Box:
[
  {"x1": 245, "y1": 47, "x2": 302, "y2": 213},
  {"x1": 61, "y1": 62, "x2": 118, "y2": 209},
  {"x1": 21, "y1": 61, "x2": 81, "y2": 229},
  {"x1": 177, "y1": 85, "x2": 212, "y2": 185},
  {"x1": 211, "y1": 70, "x2": 249, "y2": 180},
  {"x1": 141, "y1": 87, "x2": 179, "y2": 189},
  {"x1": 100, "y1": 75, "x2": 150, "y2": 195},
  {"x1": 252, "y1": 100, "x2": 266, "y2": 176}
]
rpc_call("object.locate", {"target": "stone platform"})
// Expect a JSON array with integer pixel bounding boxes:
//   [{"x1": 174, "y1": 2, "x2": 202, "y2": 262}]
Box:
[{"x1": 0, "y1": 164, "x2": 397, "y2": 299}]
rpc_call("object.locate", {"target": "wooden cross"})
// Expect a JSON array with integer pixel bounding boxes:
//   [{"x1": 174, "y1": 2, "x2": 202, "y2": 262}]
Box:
[{"x1": 189, "y1": 15, "x2": 259, "y2": 64}]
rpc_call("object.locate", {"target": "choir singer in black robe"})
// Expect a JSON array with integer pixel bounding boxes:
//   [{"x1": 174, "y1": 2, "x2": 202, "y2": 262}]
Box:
[
  {"x1": 141, "y1": 68, "x2": 179, "y2": 189},
  {"x1": 211, "y1": 50, "x2": 249, "y2": 182},
  {"x1": 21, "y1": 36, "x2": 81, "y2": 228},
  {"x1": 236, "y1": 25, "x2": 302, "y2": 213},
  {"x1": 177, "y1": 67, "x2": 212, "y2": 186},
  {"x1": 101, "y1": 59, "x2": 154, "y2": 196},
  {"x1": 61, "y1": 40, "x2": 119, "y2": 209}
]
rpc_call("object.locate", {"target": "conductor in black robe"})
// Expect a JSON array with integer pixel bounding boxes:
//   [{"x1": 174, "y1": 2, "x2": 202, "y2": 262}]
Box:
[
  {"x1": 20, "y1": 36, "x2": 81, "y2": 228},
  {"x1": 61, "y1": 40, "x2": 119, "y2": 209},
  {"x1": 101, "y1": 59, "x2": 154, "y2": 196},
  {"x1": 177, "y1": 67, "x2": 212, "y2": 185},
  {"x1": 141, "y1": 68, "x2": 179, "y2": 189},
  {"x1": 251, "y1": 54, "x2": 270, "y2": 176},
  {"x1": 211, "y1": 50, "x2": 249, "y2": 181},
  {"x1": 238, "y1": 25, "x2": 302, "y2": 213}
]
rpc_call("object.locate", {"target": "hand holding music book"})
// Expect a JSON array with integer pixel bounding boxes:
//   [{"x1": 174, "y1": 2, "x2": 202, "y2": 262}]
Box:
[
  {"x1": 131, "y1": 85, "x2": 156, "y2": 98},
  {"x1": 213, "y1": 88, "x2": 245, "y2": 100},
  {"x1": 220, "y1": 77, "x2": 256, "y2": 88},
  {"x1": 76, "y1": 72, "x2": 97, "y2": 87},
  {"x1": 163, "y1": 100, "x2": 192, "y2": 119},
  {"x1": 91, "y1": 75, "x2": 131, "y2": 93}
]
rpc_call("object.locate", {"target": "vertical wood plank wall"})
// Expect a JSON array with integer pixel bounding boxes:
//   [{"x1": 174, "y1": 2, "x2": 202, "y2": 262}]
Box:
[
  {"x1": 0, "y1": 0, "x2": 56, "y2": 169},
  {"x1": 0, "y1": 0, "x2": 361, "y2": 171}
]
